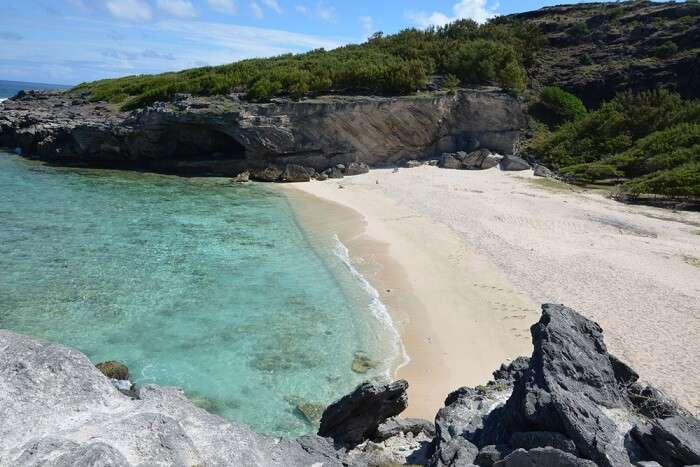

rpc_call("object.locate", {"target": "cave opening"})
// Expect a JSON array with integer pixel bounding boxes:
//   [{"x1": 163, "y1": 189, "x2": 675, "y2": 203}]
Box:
[{"x1": 158, "y1": 125, "x2": 247, "y2": 161}]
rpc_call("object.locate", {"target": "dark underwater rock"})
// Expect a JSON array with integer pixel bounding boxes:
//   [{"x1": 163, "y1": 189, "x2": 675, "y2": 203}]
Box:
[{"x1": 95, "y1": 361, "x2": 129, "y2": 380}]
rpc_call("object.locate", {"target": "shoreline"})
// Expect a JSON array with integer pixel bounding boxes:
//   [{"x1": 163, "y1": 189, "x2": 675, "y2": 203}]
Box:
[
  {"x1": 284, "y1": 166, "x2": 700, "y2": 417},
  {"x1": 281, "y1": 179, "x2": 538, "y2": 419}
]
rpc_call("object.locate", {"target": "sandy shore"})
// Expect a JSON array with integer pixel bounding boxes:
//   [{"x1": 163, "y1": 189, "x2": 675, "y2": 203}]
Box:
[{"x1": 284, "y1": 166, "x2": 700, "y2": 418}]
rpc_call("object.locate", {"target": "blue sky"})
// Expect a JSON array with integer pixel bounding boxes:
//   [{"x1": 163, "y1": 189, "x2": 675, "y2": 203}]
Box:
[{"x1": 0, "y1": 0, "x2": 621, "y2": 85}]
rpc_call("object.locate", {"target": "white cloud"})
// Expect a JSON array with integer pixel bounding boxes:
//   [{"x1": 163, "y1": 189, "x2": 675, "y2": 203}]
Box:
[
  {"x1": 207, "y1": 0, "x2": 237, "y2": 14},
  {"x1": 261, "y1": 0, "x2": 283, "y2": 14},
  {"x1": 250, "y1": 1, "x2": 264, "y2": 18},
  {"x1": 315, "y1": 1, "x2": 335, "y2": 22},
  {"x1": 295, "y1": 1, "x2": 335, "y2": 22},
  {"x1": 407, "y1": 0, "x2": 497, "y2": 27},
  {"x1": 155, "y1": 19, "x2": 342, "y2": 57},
  {"x1": 105, "y1": 0, "x2": 152, "y2": 22},
  {"x1": 156, "y1": 0, "x2": 197, "y2": 18}
]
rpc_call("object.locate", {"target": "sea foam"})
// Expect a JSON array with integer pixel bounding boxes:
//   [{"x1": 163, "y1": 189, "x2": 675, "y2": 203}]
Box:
[{"x1": 333, "y1": 235, "x2": 410, "y2": 377}]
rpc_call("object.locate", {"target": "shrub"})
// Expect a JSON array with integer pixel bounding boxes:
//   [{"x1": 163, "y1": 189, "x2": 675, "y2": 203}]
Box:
[
  {"x1": 539, "y1": 86, "x2": 587, "y2": 121},
  {"x1": 561, "y1": 163, "x2": 624, "y2": 182},
  {"x1": 568, "y1": 22, "x2": 589, "y2": 38},
  {"x1": 653, "y1": 42, "x2": 679, "y2": 59},
  {"x1": 443, "y1": 74, "x2": 460, "y2": 94}
]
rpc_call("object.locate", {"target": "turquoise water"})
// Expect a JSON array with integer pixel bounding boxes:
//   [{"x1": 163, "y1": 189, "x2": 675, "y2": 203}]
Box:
[{"x1": 0, "y1": 152, "x2": 398, "y2": 436}]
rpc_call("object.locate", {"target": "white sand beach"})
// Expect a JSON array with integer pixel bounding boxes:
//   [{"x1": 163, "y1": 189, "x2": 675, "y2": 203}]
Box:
[{"x1": 285, "y1": 166, "x2": 700, "y2": 418}]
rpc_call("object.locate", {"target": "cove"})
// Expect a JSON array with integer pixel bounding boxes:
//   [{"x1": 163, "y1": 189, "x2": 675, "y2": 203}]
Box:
[{"x1": 0, "y1": 151, "x2": 398, "y2": 436}]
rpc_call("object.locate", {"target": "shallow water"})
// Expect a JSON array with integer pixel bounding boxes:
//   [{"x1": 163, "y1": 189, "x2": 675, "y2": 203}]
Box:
[{"x1": 0, "y1": 152, "x2": 398, "y2": 436}]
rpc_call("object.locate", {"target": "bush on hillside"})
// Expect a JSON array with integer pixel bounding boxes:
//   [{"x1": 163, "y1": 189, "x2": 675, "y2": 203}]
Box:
[
  {"x1": 539, "y1": 86, "x2": 587, "y2": 121},
  {"x1": 528, "y1": 90, "x2": 700, "y2": 196}
]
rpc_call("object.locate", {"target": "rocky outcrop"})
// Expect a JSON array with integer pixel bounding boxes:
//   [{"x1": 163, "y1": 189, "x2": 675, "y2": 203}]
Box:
[
  {"x1": 318, "y1": 380, "x2": 409, "y2": 448},
  {"x1": 2, "y1": 304, "x2": 699, "y2": 466},
  {"x1": 430, "y1": 304, "x2": 700, "y2": 467},
  {"x1": 439, "y1": 149, "x2": 503, "y2": 171},
  {"x1": 0, "y1": 88, "x2": 526, "y2": 177}
]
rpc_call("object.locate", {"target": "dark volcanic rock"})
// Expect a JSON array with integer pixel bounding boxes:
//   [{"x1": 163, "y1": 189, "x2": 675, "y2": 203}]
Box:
[
  {"x1": 432, "y1": 384, "x2": 512, "y2": 466},
  {"x1": 475, "y1": 444, "x2": 511, "y2": 467},
  {"x1": 318, "y1": 380, "x2": 408, "y2": 448},
  {"x1": 628, "y1": 383, "x2": 682, "y2": 419},
  {"x1": 252, "y1": 166, "x2": 283, "y2": 182},
  {"x1": 532, "y1": 164, "x2": 554, "y2": 178},
  {"x1": 439, "y1": 153, "x2": 464, "y2": 170},
  {"x1": 375, "y1": 417, "x2": 436, "y2": 441},
  {"x1": 632, "y1": 416, "x2": 700, "y2": 467},
  {"x1": 344, "y1": 161, "x2": 370, "y2": 176},
  {"x1": 281, "y1": 164, "x2": 313, "y2": 182},
  {"x1": 493, "y1": 447, "x2": 596, "y2": 467},
  {"x1": 496, "y1": 304, "x2": 638, "y2": 466},
  {"x1": 462, "y1": 149, "x2": 502, "y2": 170},
  {"x1": 499, "y1": 155, "x2": 530, "y2": 171},
  {"x1": 509, "y1": 431, "x2": 577, "y2": 455}
]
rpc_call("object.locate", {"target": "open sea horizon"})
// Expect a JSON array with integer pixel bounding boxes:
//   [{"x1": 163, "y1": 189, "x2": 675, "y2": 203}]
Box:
[
  {"x1": 0, "y1": 79, "x2": 71, "y2": 100},
  {"x1": 0, "y1": 151, "x2": 402, "y2": 436}
]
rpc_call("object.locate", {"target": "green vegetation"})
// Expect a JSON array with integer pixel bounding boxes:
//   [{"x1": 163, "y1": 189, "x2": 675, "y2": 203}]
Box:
[
  {"x1": 73, "y1": 18, "x2": 542, "y2": 109},
  {"x1": 528, "y1": 90, "x2": 700, "y2": 197},
  {"x1": 443, "y1": 74, "x2": 460, "y2": 95},
  {"x1": 538, "y1": 86, "x2": 587, "y2": 122},
  {"x1": 653, "y1": 41, "x2": 679, "y2": 58}
]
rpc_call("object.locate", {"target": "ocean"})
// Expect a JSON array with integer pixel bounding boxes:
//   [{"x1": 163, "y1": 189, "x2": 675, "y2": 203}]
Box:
[
  {"x1": 0, "y1": 79, "x2": 71, "y2": 101},
  {"x1": 0, "y1": 152, "x2": 401, "y2": 436}
]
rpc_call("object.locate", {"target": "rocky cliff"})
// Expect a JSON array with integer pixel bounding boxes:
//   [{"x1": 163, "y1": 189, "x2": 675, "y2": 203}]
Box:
[
  {"x1": 2, "y1": 304, "x2": 699, "y2": 466},
  {"x1": 0, "y1": 88, "x2": 525, "y2": 178}
]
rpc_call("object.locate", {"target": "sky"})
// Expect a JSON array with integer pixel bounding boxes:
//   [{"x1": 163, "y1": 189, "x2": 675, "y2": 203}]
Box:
[{"x1": 0, "y1": 0, "x2": 630, "y2": 85}]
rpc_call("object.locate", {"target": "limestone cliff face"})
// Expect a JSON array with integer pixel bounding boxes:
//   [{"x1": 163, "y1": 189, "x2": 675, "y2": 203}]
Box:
[{"x1": 0, "y1": 89, "x2": 525, "y2": 176}]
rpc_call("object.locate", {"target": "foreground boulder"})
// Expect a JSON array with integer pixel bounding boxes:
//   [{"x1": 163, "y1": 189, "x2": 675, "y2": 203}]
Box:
[
  {"x1": 499, "y1": 155, "x2": 530, "y2": 171},
  {"x1": 431, "y1": 304, "x2": 700, "y2": 467},
  {"x1": 318, "y1": 380, "x2": 409, "y2": 447}
]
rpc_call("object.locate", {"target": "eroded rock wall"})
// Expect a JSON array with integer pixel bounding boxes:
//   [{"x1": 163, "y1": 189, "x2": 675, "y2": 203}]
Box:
[{"x1": 0, "y1": 89, "x2": 526, "y2": 176}]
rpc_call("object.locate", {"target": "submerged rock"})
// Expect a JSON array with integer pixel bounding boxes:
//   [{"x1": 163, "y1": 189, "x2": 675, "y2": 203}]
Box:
[
  {"x1": 95, "y1": 361, "x2": 128, "y2": 380},
  {"x1": 351, "y1": 351, "x2": 377, "y2": 374},
  {"x1": 231, "y1": 171, "x2": 250, "y2": 183},
  {"x1": 318, "y1": 380, "x2": 409, "y2": 448},
  {"x1": 295, "y1": 401, "x2": 326, "y2": 427}
]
